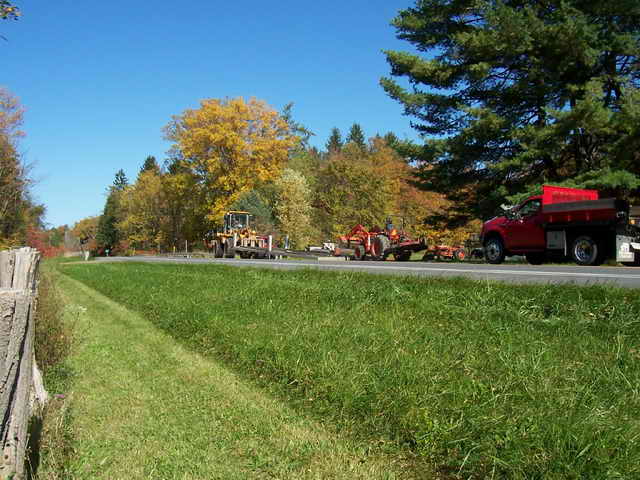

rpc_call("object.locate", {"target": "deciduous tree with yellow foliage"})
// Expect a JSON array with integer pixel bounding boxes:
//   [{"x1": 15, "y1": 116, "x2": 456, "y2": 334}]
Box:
[
  {"x1": 118, "y1": 169, "x2": 166, "y2": 251},
  {"x1": 274, "y1": 169, "x2": 313, "y2": 248},
  {"x1": 163, "y1": 97, "x2": 299, "y2": 222},
  {"x1": 72, "y1": 216, "x2": 99, "y2": 254}
]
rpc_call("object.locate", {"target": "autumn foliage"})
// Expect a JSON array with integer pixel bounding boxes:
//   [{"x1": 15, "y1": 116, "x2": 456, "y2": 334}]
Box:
[
  {"x1": 163, "y1": 97, "x2": 298, "y2": 221},
  {"x1": 89, "y1": 98, "x2": 478, "y2": 254},
  {"x1": 1, "y1": 87, "x2": 47, "y2": 250}
]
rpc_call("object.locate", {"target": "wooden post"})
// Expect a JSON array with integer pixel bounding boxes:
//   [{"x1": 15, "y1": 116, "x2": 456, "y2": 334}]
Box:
[{"x1": 0, "y1": 247, "x2": 47, "y2": 480}]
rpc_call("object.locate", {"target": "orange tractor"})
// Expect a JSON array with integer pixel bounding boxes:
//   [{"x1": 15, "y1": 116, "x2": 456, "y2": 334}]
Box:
[{"x1": 337, "y1": 217, "x2": 427, "y2": 261}]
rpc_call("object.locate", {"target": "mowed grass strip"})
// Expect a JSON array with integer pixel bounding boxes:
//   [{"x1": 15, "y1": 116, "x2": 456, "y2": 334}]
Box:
[
  {"x1": 52, "y1": 272, "x2": 409, "y2": 480},
  {"x1": 61, "y1": 262, "x2": 640, "y2": 478}
]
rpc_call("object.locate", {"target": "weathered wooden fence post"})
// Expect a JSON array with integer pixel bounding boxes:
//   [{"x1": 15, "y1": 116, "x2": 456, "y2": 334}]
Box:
[{"x1": 0, "y1": 247, "x2": 48, "y2": 480}]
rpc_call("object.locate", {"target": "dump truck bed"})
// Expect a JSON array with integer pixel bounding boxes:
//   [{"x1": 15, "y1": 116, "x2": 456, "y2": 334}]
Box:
[{"x1": 541, "y1": 198, "x2": 625, "y2": 225}]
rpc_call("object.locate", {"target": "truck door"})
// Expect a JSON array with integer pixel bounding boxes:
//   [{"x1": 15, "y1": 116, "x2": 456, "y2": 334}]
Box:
[{"x1": 507, "y1": 199, "x2": 545, "y2": 250}]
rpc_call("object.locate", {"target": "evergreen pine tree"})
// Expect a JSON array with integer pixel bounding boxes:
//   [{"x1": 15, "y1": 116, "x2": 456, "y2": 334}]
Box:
[
  {"x1": 139, "y1": 155, "x2": 160, "y2": 176},
  {"x1": 326, "y1": 127, "x2": 343, "y2": 154},
  {"x1": 97, "y1": 170, "x2": 129, "y2": 251},
  {"x1": 383, "y1": 132, "x2": 399, "y2": 150},
  {"x1": 346, "y1": 123, "x2": 366, "y2": 149},
  {"x1": 382, "y1": 0, "x2": 640, "y2": 219},
  {"x1": 96, "y1": 191, "x2": 120, "y2": 252},
  {"x1": 113, "y1": 169, "x2": 129, "y2": 191}
]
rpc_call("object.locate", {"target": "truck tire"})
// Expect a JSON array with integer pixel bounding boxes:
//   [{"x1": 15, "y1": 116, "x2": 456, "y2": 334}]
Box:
[
  {"x1": 525, "y1": 252, "x2": 546, "y2": 265},
  {"x1": 570, "y1": 235, "x2": 603, "y2": 266},
  {"x1": 224, "y1": 239, "x2": 236, "y2": 258},
  {"x1": 213, "y1": 240, "x2": 224, "y2": 258},
  {"x1": 453, "y1": 249, "x2": 466, "y2": 261},
  {"x1": 484, "y1": 237, "x2": 505, "y2": 264},
  {"x1": 371, "y1": 235, "x2": 390, "y2": 260}
]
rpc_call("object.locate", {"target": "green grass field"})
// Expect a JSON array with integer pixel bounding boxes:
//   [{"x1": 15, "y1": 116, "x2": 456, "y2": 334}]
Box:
[
  {"x1": 59, "y1": 261, "x2": 640, "y2": 478},
  {"x1": 37, "y1": 268, "x2": 409, "y2": 479}
]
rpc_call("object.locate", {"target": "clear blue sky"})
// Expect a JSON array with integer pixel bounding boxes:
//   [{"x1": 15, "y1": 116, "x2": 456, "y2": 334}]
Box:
[{"x1": 2, "y1": 1, "x2": 420, "y2": 228}]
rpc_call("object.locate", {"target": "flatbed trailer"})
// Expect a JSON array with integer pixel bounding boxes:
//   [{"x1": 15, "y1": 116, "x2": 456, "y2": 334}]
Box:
[{"x1": 232, "y1": 244, "x2": 335, "y2": 260}]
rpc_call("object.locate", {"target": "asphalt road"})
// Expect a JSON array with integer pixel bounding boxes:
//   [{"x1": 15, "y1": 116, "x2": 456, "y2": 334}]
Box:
[{"x1": 95, "y1": 256, "x2": 640, "y2": 288}]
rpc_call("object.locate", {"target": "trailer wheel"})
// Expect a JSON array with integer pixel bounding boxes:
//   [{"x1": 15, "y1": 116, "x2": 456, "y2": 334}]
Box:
[
  {"x1": 395, "y1": 251, "x2": 411, "y2": 261},
  {"x1": 525, "y1": 252, "x2": 546, "y2": 265},
  {"x1": 453, "y1": 249, "x2": 466, "y2": 261},
  {"x1": 224, "y1": 239, "x2": 236, "y2": 258},
  {"x1": 570, "y1": 235, "x2": 603, "y2": 266},
  {"x1": 354, "y1": 245, "x2": 366, "y2": 260},
  {"x1": 484, "y1": 237, "x2": 505, "y2": 264},
  {"x1": 371, "y1": 235, "x2": 390, "y2": 260}
]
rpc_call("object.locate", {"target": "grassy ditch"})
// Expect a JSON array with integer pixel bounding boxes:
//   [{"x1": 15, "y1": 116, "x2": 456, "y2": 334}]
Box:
[
  {"x1": 43, "y1": 271, "x2": 406, "y2": 479},
  {"x1": 61, "y1": 262, "x2": 640, "y2": 478}
]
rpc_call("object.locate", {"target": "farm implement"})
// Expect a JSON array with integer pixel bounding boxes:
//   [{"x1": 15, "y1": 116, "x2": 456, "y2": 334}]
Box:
[
  {"x1": 422, "y1": 244, "x2": 466, "y2": 261},
  {"x1": 336, "y1": 218, "x2": 427, "y2": 261}
]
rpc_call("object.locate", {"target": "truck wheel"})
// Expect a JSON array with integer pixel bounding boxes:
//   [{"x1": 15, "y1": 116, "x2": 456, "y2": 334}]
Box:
[
  {"x1": 224, "y1": 239, "x2": 236, "y2": 258},
  {"x1": 371, "y1": 235, "x2": 390, "y2": 260},
  {"x1": 214, "y1": 240, "x2": 224, "y2": 258},
  {"x1": 354, "y1": 245, "x2": 366, "y2": 260},
  {"x1": 570, "y1": 235, "x2": 603, "y2": 266},
  {"x1": 484, "y1": 237, "x2": 505, "y2": 264},
  {"x1": 525, "y1": 252, "x2": 546, "y2": 265}
]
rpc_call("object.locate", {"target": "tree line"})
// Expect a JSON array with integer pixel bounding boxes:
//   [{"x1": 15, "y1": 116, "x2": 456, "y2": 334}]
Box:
[
  {"x1": 382, "y1": 0, "x2": 640, "y2": 225},
  {"x1": 83, "y1": 98, "x2": 472, "y2": 255}
]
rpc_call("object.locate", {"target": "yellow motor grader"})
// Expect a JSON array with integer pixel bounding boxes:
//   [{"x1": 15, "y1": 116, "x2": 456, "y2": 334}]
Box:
[{"x1": 204, "y1": 211, "x2": 268, "y2": 258}]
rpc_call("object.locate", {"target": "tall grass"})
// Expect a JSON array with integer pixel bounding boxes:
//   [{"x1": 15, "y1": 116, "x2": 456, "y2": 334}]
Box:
[
  {"x1": 35, "y1": 269, "x2": 73, "y2": 370},
  {"x1": 32, "y1": 264, "x2": 78, "y2": 479},
  {"x1": 62, "y1": 262, "x2": 640, "y2": 478}
]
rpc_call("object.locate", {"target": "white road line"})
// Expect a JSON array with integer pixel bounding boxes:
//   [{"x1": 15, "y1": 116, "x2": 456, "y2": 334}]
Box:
[{"x1": 216, "y1": 260, "x2": 640, "y2": 280}]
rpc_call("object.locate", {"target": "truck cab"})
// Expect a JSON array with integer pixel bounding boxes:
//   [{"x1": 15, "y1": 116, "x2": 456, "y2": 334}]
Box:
[
  {"x1": 481, "y1": 186, "x2": 640, "y2": 266},
  {"x1": 481, "y1": 196, "x2": 546, "y2": 264}
]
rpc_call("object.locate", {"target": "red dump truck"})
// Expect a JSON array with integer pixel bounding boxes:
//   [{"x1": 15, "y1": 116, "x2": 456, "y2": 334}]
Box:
[{"x1": 481, "y1": 186, "x2": 640, "y2": 266}]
